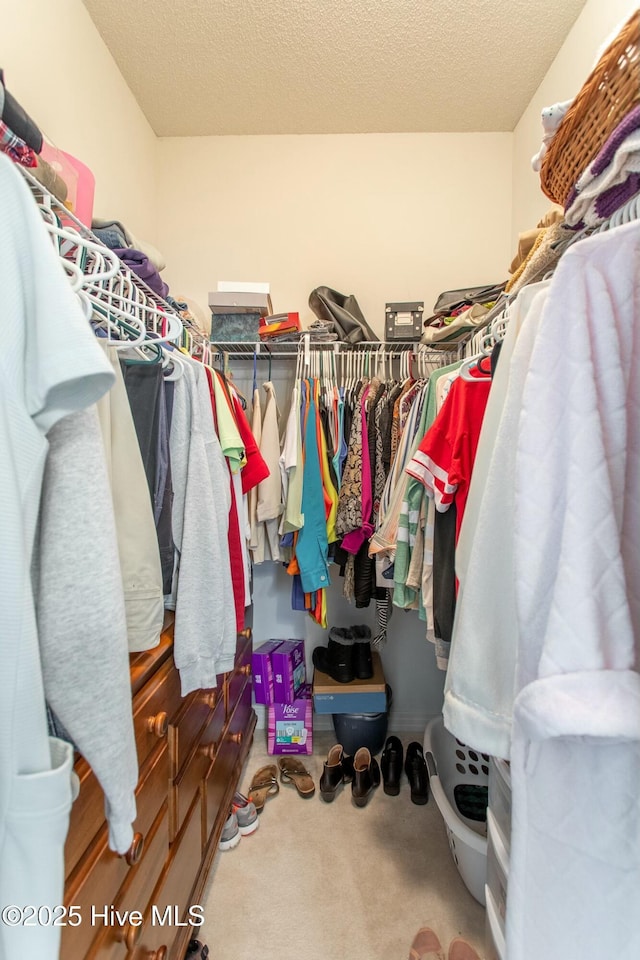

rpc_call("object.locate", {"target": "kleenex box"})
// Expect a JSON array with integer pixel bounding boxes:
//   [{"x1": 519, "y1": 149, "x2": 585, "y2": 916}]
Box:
[
  {"x1": 251, "y1": 640, "x2": 283, "y2": 705},
  {"x1": 267, "y1": 685, "x2": 313, "y2": 755},
  {"x1": 272, "y1": 639, "x2": 306, "y2": 704}
]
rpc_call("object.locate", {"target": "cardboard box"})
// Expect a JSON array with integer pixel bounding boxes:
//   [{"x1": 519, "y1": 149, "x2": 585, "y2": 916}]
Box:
[
  {"x1": 267, "y1": 685, "x2": 313, "y2": 755},
  {"x1": 208, "y1": 291, "x2": 273, "y2": 316},
  {"x1": 272, "y1": 639, "x2": 306, "y2": 704},
  {"x1": 251, "y1": 640, "x2": 283, "y2": 706},
  {"x1": 217, "y1": 281, "x2": 270, "y2": 295},
  {"x1": 312, "y1": 651, "x2": 387, "y2": 714}
]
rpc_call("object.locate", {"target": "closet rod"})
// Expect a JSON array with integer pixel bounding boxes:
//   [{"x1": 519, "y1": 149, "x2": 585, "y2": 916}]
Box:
[{"x1": 210, "y1": 337, "x2": 458, "y2": 362}]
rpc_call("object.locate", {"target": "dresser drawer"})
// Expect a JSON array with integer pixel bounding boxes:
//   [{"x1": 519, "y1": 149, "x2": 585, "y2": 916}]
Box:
[
  {"x1": 63, "y1": 745, "x2": 169, "y2": 960},
  {"x1": 169, "y1": 687, "x2": 221, "y2": 778},
  {"x1": 130, "y1": 794, "x2": 203, "y2": 960},
  {"x1": 229, "y1": 679, "x2": 254, "y2": 752},
  {"x1": 88, "y1": 804, "x2": 171, "y2": 957},
  {"x1": 65, "y1": 758, "x2": 104, "y2": 880},
  {"x1": 203, "y1": 688, "x2": 255, "y2": 847},
  {"x1": 169, "y1": 697, "x2": 225, "y2": 842},
  {"x1": 225, "y1": 635, "x2": 252, "y2": 718},
  {"x1": 132, "y1": 659, "x2": 184, "y2": 772},
  {"x1": 81, "y1": 929, "x2": 128, "y2": 960},
  {"x1": 84, "y1": 808, "x2": 170, "y2": 959}
]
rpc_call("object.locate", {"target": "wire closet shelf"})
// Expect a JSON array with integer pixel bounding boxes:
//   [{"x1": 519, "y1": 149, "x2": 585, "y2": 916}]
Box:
[{"x1": 17, "y1": 164, "x2": 206, "y2": 354}]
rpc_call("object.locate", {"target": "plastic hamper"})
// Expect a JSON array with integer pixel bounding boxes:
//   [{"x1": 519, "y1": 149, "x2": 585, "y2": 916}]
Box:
[{"x1": 424, "y1": 716, "x2": 488, "y2": 904}]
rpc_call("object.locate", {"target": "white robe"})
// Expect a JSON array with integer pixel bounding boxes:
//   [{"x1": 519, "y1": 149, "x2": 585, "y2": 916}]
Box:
[{"x1": 508, "y1": 223, "x2": 640, "y2": 960}]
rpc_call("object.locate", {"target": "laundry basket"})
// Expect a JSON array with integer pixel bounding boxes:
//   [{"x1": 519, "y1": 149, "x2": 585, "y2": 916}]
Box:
[{"x1": 424, "y1": 716, "x2": 488, "y2": 905}]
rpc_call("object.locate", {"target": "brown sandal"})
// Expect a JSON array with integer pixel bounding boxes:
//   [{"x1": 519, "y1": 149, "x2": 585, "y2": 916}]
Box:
[
  {"x1": 248, "y1": 764, "x2": 279, "y2": 812},
  {"x1": 278, "y1": 757, "x2": 315, "y2": 798}
]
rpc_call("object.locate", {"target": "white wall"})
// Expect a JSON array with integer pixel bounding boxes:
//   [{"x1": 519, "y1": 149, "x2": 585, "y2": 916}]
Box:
[
  {"x1": 511, "y1": 0, "x2": 639, "y2": 241},
  {"x1": 0, "y1": 0, "x2": 158, "y2": 241},
  {"x1": 157, "y1": 133, "x2": 513, "y2": 332}
]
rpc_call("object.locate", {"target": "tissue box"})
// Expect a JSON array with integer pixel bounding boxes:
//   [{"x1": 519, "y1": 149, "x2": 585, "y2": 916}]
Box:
[
  {"x1": 251, "y1": 640, "x2": 283, "y2": 706},
  {"x1": 272, "y1": 640, "x2": 306, "y2": 704},
  {"x1": 267, "y1": 685, "x2": 313, "y2": 755}
]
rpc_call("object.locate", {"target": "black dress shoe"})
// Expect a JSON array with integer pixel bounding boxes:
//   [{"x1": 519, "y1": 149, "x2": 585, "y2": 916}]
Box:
[
  {"x1": 350, "y1": 624, "x2": 373, "y2": 680},
  {"x1": 380, "y1": 735, "x2": 403, "y2": 796},
  {"x1": 404, "y1": 741, "x2": 429, "y2": 805},
  {"x1": 319, "y1": 744, "x2": 351, "y2": 802},
  {"x1": 351, "y1": 747, "x2": 381, "y2": 807}
]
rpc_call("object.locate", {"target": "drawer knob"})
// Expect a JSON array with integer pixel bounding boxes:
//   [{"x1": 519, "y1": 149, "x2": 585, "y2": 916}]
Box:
[
  {"x1": 202, "y1": 690, "x2": 217, "y2": 709},
  {"x1": 147, "y1": 948, "x2": 167, "y2": 960},
  {"x1": 199, "y1": 742, "x2": 217, "y2": 760},
  {"x1": 122, "y1": 920, "x2": 142, "y2": 950},
  {"x1": 239, "y1": 663, "x2": 251, "y2": 677},
  {"x1": 123, "y1": 832, "x2": 144, "y2": 866},
  {"x1": 240, "y1": 628, "x2": 252, "y2": 639},
  {"x1": 230, "y1": 731, "x2": 243, "y2": 745},
  {"x1": 147, "y1": 711, "x2": 168, "y2": 738}
]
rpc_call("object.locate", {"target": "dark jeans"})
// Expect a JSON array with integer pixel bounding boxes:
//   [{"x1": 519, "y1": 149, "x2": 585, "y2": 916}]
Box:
[{"x1": 121, "y1": 362, "x2": 174, "y2": 593}]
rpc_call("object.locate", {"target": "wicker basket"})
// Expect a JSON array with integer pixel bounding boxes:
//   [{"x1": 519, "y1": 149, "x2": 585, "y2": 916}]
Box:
[{"x1": 540, "y1": 10, "x2": 640, "y2": 207}]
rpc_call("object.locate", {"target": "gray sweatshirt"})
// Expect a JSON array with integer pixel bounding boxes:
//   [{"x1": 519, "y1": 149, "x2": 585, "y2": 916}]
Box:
[
  {"x1": 33, "y1": 407, "x2": 138, "y2": 855},
  {"x1": 168, "y1": 357, "x2": 237, "y2": 694}
]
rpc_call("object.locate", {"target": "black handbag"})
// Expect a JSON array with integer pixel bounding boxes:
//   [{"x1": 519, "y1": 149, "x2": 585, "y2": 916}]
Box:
[
  {"x1": 309, "y1": 286, "x2": 379, "y2": 343},
  {"x1": 432, "y1": 282, "x2": 506, "y2": 315}
]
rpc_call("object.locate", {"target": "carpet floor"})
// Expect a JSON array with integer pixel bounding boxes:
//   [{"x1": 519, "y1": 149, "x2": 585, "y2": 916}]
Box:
[{"x1": 200, "y1": 731, "x2": 487, "y2": 960}]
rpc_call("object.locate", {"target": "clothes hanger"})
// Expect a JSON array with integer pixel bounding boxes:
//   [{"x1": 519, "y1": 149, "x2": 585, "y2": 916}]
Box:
[{"x1": 88, "y1": 296, "x2": 149, "y2": 351}]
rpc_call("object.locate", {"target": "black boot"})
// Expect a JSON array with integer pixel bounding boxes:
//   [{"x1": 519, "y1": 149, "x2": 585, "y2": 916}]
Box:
[
  {"x1": 351, "y1": 747, "x2": 381, "y2": 807},
  {"x1": 312, "y1": 628, "x2": 354, "y2": 683},
  {"x1": 380, "y1": 735, "x2": 404, "y2": 796},
  {"x1": 319, "y1": 744, "x2": 351, "y2": 802},
  {"x1": 350, "y1": 624, "x2": 373, "y2": 680},
  {"x1": 404, "y1": 741, "x2": 429, "y2": 805}
]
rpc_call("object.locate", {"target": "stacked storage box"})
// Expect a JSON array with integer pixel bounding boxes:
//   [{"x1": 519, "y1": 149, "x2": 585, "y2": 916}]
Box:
[
  {"x1": 251, "y1": 640, "x2": 312, "y2": 755},
  {"x1": 485, "y1": 757, "x2": 512, "y2": 960},
  {"x1": 312, "y1": 653, "x2": 389, "y2": 755}
]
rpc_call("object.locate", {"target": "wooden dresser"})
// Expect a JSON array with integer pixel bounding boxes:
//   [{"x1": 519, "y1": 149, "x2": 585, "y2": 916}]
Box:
[{"x1": 61, "y1": 616, "x2": 256, "y2": 960}]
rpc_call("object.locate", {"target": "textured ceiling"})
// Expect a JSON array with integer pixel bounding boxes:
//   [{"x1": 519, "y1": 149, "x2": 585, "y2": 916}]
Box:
[{"x1": 82, "y1": 0, "x2": 587, "y2": 136}]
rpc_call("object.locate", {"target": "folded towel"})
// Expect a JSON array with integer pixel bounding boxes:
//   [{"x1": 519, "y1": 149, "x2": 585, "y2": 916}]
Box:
[
  {"x1": 565, "y1": 105, "x2": 640, "y2": 227},
  {"x1": 112, "y1": 247, "x2": 169, "y2": 300}
]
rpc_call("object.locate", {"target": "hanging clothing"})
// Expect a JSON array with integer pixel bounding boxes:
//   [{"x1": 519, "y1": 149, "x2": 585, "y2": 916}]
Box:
[
  {"x1": 280, "y1": 380, "x2": 304, "y2": 533},
  {"x1": 336, "y1": 382, "x2": 367, "y2": 538},
  {"x1": 505, "y1": 223, "x2": 640, "y2": 960},
  {"x1": 33, "y1": 407, "x2": 138, "y2": 854},
  {"x1": 97, "y1": 347, "x2": 165, "y2": 650},
  {"x1": 296, "y1": 381, "x2": 330, "y2": 594},
  {"x1": 0, "y1": 154, "x2": 117, "y2": 960},
  {"x1": 211, "y1": 369, "x2": 245, "y2": 473},
  {"x1": 166, "y1": 357, "x2": 236, "y2": 694},
  {"x1": 249, "y1": 385, "x2": 265, "y2": 562},
  {"x1": 206, "y1": 368, "x2": 246, "y2": 631},
  {"x1": 231, "y1": 389, "x2": 269, "y2": 495},
  {"x1": 256, "y1": 381, "x2": 283, "y2": 561},
  {"x1": 444, "y1": 281, "x2": 551, "y2": 755},
  {"x1": 342, "y1": 385, "x2": 372, "y2": 553},
  {"x1": 406, "y1": 373, "x2": 491, "y2": 544}
]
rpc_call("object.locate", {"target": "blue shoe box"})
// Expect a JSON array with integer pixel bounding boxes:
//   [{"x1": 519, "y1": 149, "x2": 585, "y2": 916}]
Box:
[{"x1": 312, "y1": 652, "x2": 386, "y2": 714}]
